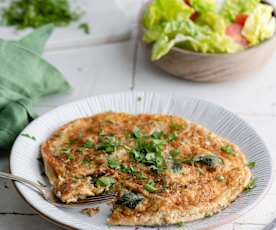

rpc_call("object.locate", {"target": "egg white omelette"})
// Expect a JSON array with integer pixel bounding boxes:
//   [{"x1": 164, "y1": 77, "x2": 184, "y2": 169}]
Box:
[{"x1": 41, "y1": 112, "x2": 253, "y2": 226}]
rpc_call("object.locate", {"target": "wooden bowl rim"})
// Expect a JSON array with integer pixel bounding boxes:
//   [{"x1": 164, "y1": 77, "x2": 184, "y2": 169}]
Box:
[{"x1": 140, "y1": 0, "x2": 276, "y2": 58}]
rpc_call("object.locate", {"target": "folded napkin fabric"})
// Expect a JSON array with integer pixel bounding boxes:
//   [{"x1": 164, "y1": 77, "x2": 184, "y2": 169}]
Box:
[{"x1": 0, "y1": 25, "x2": 70, "y2": 149}]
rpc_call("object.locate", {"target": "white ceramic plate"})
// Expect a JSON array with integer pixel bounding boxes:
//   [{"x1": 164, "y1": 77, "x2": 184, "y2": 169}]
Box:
[{"x1": 10, "y1": 92, "x2": 272, "y2": 230}]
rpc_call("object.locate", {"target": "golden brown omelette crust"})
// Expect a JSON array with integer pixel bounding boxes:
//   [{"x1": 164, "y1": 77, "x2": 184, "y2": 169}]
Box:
[{"x1": 41, "y1": 112, "x2": 252, "y2": 226}]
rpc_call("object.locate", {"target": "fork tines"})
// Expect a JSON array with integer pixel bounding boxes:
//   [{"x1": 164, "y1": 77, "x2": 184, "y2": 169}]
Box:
[{"x1": 76, "y1": 192, "x2": 117, "y2": 204}]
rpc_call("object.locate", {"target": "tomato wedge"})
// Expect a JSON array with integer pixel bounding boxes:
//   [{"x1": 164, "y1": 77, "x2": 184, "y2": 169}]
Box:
[
  {"x1": 235, "y1": 14, "x2": 248, "y2": 27},
  {"x1": 225, "y1": 23, "x2": 248, "y2": 47}
]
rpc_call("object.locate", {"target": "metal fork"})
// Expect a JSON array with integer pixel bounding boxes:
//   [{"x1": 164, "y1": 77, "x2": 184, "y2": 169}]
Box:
[{"x1": 0, "y1": 172, "x2": 116, "y2": 208}]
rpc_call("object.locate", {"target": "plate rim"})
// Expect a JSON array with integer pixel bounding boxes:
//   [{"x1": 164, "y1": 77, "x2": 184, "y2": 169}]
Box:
[{"x1": 9, "y1": 91, "x2": 274, "y2": 230}]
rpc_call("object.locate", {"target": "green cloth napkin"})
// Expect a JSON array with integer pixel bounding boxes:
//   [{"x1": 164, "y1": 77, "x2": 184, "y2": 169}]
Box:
[{"x1": 0, "y1": 24, "x2": 70, "y2": 149}]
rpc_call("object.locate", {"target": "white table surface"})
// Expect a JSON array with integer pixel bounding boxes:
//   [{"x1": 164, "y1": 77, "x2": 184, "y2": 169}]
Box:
[{"x1": 1, "y1": 1, "x2": 276, "y2": 229}]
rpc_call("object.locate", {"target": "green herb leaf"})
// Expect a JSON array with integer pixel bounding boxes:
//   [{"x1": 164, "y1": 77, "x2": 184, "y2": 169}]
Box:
[
  {"x1": 129, "y1": 149, "x2": 143, "y2": 161},
  {"x1": 144, "y1": 180, "x2": 160, "y2": 192},
  {"x1": 96, "y1": 176, "x2": 115, "y2": 187},
  {"x1": 68, "y1": 155, "x2": 75, "y2": 161},
  {"x1": 121, "y1": 165, "x2": 137, "y2": 175},
  {"x1": 96, "y1": 135, "x2": 118, "y2": 153},
  {"x1": 108, "y1": 158, "x2": 121, "y2": 170},
  {"x1": 61, "y1": 146, "x2": 71, "y2": 155},
  {"x1": 116, "y1": 192, "x2": 144, "y2": 209},
  {"x1": 83, "y1": 139, "x2": 93, "y2": 149},
  {"x1": 145, "y1": 152, "x2": 156, "y2": 162},
  {"x1": 21, "y1": 133, "x2": 36, "y2": 140},
  {"x1": 247, "y1": 161, "x2": 256, "y2": 169},
  {"x1": 79, "y1": 22, "x2": 90, "y2": 34},
  {"x1": 152, "y1": 139, "x2": 167, "y2": 145},
  {"x1": 132, "y1": 127, "x2": 142, "y2": 139},
  {"x1": 129, "y1": 134, "x2": 167, "y2": 174},
  {"x1": 138, "y1": 172, "x2": 147, "y2": 180},
  {"x1": 151, "y1": 131, "x2": 164, "y2": 139},
  {"x1": 168, "y1": 132, "x2": 177, "y2": 142},
  {"x1": 221, "y1": 145, "x2": 235, "y2": 155},
  {"x1": 244, "y1": 178, "x2": 256, "y2": 192},
  {"x1": 2, "y1": 0, "x2": 80, "y2": 30},
  {"x1": 170, "y1": 149, "x2": 180, "y2": 158}
]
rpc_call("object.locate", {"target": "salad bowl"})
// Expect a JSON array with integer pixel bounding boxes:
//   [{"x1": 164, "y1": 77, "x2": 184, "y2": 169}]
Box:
[{"x1": 140, "y1": 0, "x2": 276, "y2": 82}]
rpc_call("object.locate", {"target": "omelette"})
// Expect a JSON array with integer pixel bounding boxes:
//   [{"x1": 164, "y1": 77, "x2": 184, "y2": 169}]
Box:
[{"x1": 41, "y1": 112, "x2": 253, "y2": 226}]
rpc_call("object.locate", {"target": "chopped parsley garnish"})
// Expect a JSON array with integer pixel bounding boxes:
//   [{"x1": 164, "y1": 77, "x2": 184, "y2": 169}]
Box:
[
  {"x1": 138, "y1": 172, "x2": 147, "y2": 180},
  {"x1": 168, "y1": 132, "x2": 177, "y2": 142},
  {"x1": 68, "y1": 155, "x2": 75, "y2": 161},
  {"x1": 108, "y1": 158, "x2": 137, "y2": 175},
  {"x1": 1, "y1": 0, "x2": 80, "y2": 30},
  {"x1": 83, "y1": 139, "x2": 93, "y2": 149},
  {"x1": 151, "y1": 131, "x2": 164, "y2": 139},
  {"x1": 221, "y1": 145, "x2": 235, "y2": 155},
  {"x1": 216, "y1": 175, "x2": 225, "y2": 182},
  {"x1": 186, "y1": 154, "x2": 224, "y2": 168},
  {"x1": 79, "y1": 22, "x2": 90, "y2": 34},
  {"x1": 132, "y1": 127, "x2": 142, "y2": 139},
  {"x1": 247, "y1": 161, "x2": 257, "y2": 169},
  {"x1": 96, "y1": 135, "x2": 119, "y2": 153},
  {"x1": 21, "y1": 133, "x2": 36, "y2": 140},
  {"x1": 144, "y1": 180, "x2": 160, "y2": 193},
  {"x1": 108, "y1": 158, "x2": 121, "y2": 170},
  {"x1": 61, "y1": 146, "x2": 71, "y2": 155},
  {"x1": 170, "y1": 149, "x2": 180, "y2": 158},
  {"x1": 120, "y1": 165, "x2": 137, "y2": 175},
  {"x1": 116, "y1": 192, "x2": 144, "y2": 209},
  {"x1": 129, "y1": 132, "x2": 167, "y2": 174},
  {"x1": 96, "y1": 176, "x2": 115, "y2": 188},
  {"x1": 145, "y1": 152, "x2": 156, "y2": 162},
  {"x1": 244, "y1": 178, "x2": 256, "y2": 192}
]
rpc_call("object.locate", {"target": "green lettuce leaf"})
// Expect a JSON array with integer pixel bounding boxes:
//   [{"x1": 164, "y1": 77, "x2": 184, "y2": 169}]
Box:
[
  {"x1": 152, "y1": 34, "x2": 192, "y2": 60},
  {"x1": 143, "y1": 0, "x2": 193, "y2": 30},
  {"x1": 150, "y1": 20, "x2": 242, "y2": 60},
  {"x1": 221, "y1": 0, "x2": 260, "y2": 22},
  {"x1": 177, "y1": 32, "x2": 242, "y2": 54},
  {"x1": 189, "y1": 0, "x2": 216, "y2": 13},
  {"x1": 196, "y1": 12, "x2": 226, "y2": 34},
  {"x1": 144, "y1": 20, "x2": 209, "y2": 43},
  {"x1": 242, "y1": 3, "x2": 276, "y2": 46}
]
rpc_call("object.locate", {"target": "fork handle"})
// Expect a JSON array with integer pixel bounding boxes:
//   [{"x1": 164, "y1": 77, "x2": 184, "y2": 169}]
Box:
[{"x1": 0, "y1": 171, "x2": 45, "y2": 194}]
